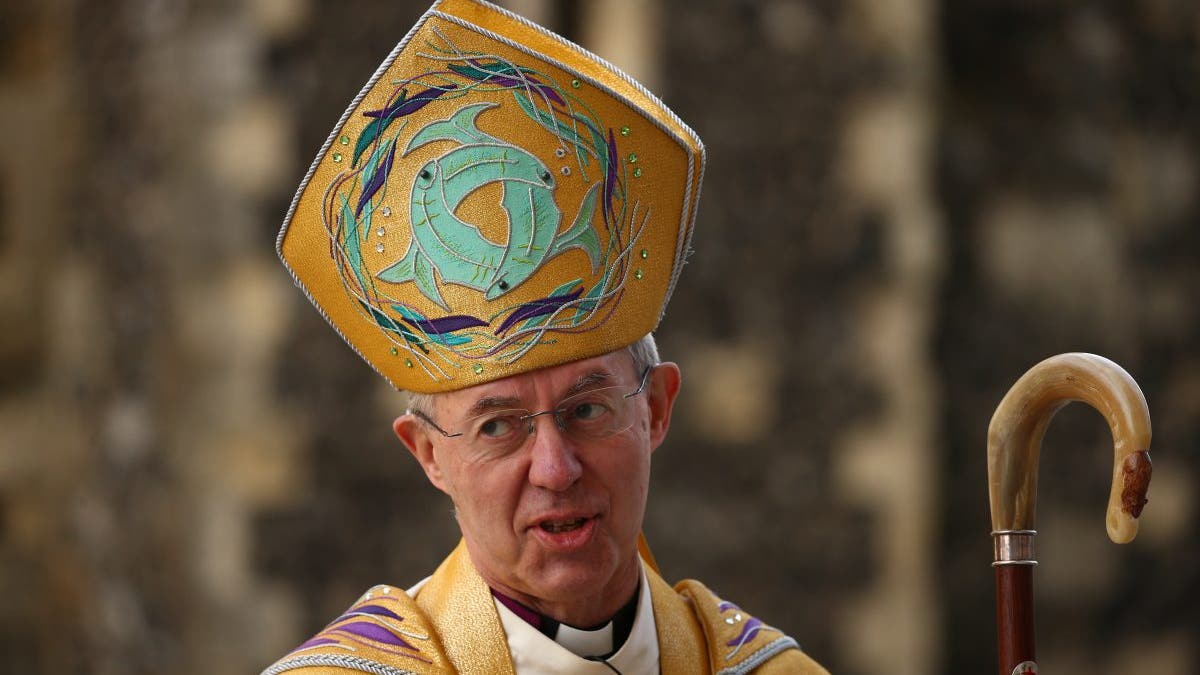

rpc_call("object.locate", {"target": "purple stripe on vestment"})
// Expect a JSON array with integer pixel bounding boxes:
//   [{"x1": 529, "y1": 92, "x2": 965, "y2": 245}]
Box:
[
  {"x1": 718, "y1": 601, "x2": 740, "y2": 613},
  {"x1": 726, "y1": 617, "x2": 765, "y2": 647},
  {"x1": 333, "y1": 621, "x2": 417, "y2": 651},
  {"x1": 290, "y1": 637, "x2": 339, "y2": 653},
  {"x1": 341, "y1": 604, "x2": 404, "y2": 622}
]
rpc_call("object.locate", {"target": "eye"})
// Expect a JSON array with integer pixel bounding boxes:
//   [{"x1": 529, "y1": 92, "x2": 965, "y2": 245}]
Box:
[
  {"x1": 540, "y1": 170, "x2": 553, "y2": 184},
  {"x1": 478, "y1": 416, "x2": 517, "y2": 439},
  {"x1": 570, "y1": 401, "x2": 611, "y2": 422}
]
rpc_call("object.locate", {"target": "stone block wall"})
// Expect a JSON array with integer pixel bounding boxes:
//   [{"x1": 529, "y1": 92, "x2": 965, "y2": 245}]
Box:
[{"x1": 0, "y1": 1, "x2": 1195, "y2": 673}]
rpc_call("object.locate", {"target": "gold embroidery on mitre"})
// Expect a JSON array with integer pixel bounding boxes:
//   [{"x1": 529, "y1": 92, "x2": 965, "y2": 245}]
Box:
[{"x1": 279, "y1": 0, "x2": 703, "y2": 392}]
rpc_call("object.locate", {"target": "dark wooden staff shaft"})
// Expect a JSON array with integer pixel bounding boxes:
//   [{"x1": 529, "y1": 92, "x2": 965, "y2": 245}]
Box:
[{"x1": 994, "y1": 565, "x2": 1035, "y2": 675}]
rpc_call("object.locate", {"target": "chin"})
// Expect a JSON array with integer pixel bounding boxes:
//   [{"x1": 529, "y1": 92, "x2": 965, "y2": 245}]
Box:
[
  {"x1": 524, "y1": 546, "x2": 627, "y2": 599},
  {"x1": 527, "y1": 564, "x2": 615, "y2": 603}
]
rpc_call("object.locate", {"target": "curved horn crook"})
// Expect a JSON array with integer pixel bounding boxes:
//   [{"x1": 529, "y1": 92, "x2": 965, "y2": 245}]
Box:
[
  {"x1": 988, "y1": 352, "x2": 1152, "y2": 543},
  {"x1": 987, "y1": 352, "x2": 1152, "y2": 675}
]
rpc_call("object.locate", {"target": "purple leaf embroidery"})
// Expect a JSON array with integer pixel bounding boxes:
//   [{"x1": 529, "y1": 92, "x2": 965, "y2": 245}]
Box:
[
  {"x1": 363, "y1": 85, "x2": 457, "y2": 119},
  {"x1": 461, "y1": 59, "x2": 565, "y2": 106},
  {"x1": 355, "y1": 141, "x2": 396, "y2": 217},
  {"x1": 354, "y1": 85, "x2": 457, "y2": 167},
  {"x1": 401, "y1": 314, "x2": 488, "y2": 335},
  {"x1": 495, "y1": 287, "x2": 584, "y2": 335},
  {"x1": 603, "y1": 128, "x2": 618, "y2": 228}
]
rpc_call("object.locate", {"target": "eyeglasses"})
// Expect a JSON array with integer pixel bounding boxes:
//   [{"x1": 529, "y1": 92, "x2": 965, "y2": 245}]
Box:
[{"x1": 410, "y1": 365, "x2": 656, "y2": 454}]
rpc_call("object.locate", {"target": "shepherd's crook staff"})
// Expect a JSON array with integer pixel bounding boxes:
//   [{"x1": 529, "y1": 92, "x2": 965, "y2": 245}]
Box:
[{"x1": 987, "y1": 353, "x2": 1153, "y2": 675}]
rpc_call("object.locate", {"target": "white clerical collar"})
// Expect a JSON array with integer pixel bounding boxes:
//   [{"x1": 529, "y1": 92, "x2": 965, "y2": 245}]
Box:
[
  {"x1": 555, "y1": 620, "x2": 613, "y2": 657},
  {"x1": 494, "y1": 561, "x2": 659, "y2": 675}
]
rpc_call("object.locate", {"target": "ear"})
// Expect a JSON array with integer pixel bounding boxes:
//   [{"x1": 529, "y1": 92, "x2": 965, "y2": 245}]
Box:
[
  {"x1": 646, "y1": 362, "x2": 681, "y2": 453},
  {"x1": 393, "y1": 413, "x2": 450, "y2": 494}
]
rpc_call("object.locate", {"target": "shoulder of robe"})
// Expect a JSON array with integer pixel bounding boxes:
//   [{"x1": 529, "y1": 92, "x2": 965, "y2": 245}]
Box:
[
  {"x1": 674, "y1": 579, "x2": 830, "y2": 675},
  {"x1": 260, "y1": 585, "x2": 455, "y2": 675}
]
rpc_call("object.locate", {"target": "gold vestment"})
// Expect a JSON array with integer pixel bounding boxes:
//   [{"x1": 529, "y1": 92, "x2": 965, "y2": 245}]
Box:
[{"x1": 264, "y1": 541, "x2": 828, "y2": 674}]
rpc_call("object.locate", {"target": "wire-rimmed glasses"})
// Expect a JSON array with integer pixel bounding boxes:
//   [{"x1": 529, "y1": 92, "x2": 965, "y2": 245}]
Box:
[{"x1": 409, "y1": 365, "x2": 656, "y2": 454}]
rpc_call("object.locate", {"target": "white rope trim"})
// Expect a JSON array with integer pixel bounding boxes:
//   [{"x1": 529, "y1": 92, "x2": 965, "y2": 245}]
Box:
[
  {"x1": 715, "y1": 635, "x2": 801, "y2": 675},
  {"x1": 663, "y1": 149, "x2": 704, "y2": 321},
  {"x1": 261, "y1": 654, "x2": 421, "y2": 675}
]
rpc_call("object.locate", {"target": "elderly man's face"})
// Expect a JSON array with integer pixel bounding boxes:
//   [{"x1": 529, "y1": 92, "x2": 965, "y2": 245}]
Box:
[{"x1": 394, "y1": 350, "x2": 680, "y2": 621}]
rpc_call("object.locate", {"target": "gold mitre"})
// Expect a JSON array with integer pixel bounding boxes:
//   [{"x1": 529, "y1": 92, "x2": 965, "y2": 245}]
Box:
[{"x1": 279, "y1": 0, "x2": 704, "y2": 393}]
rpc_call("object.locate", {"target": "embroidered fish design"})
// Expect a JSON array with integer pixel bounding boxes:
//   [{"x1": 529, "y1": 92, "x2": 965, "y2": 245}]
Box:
[{"x1": 377, "y1": 102, "x2": 602, "y2": 310}]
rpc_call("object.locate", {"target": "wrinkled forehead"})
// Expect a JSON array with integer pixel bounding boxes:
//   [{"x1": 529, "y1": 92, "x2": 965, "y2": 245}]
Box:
[{"x1": 431, "y1": 349, "x2": 636, "y2": 415}]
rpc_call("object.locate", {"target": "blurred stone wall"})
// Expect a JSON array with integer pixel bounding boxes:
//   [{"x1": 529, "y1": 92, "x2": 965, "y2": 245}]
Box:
[
  {"x1": 0, "y1": 0, "x2": 312, "y2": 671},
  {"x1": 655, "y1": 1, "x2": 942, "y2": 672},
  {"x1": 0, "y1": 1, "x2": 1196, "y2": 674},
  {"x1": 937, "y1": 3, "x2": 1200, "y2": 673}
]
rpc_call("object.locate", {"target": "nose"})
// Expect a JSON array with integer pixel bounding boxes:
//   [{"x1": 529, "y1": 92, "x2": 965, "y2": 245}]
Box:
[{"x1": 526, "y1": 415, "x2": 582, "y2": 491}]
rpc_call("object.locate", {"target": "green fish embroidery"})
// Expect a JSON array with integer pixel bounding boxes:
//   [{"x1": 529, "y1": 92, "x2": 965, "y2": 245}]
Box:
[{"x1": 377, "y1": 102, "x2": 602, "y2": 310}]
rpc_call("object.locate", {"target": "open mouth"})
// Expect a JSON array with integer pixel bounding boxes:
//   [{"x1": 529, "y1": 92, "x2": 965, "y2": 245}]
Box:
[{"x1": 539, "y1": 517, "x2": 589, "y2": 533}]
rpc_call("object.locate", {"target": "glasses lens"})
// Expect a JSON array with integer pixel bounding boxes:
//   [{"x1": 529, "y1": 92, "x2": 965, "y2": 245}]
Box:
[
  {"x1": 450, "y1": 376, "x2": 648, "y2": 452},
  {"x1": 462, "y1": 410, "x2": 529, "y2": 454},
  {"x1": 559, "y1": 386, "x2": 636, "y2": 439}
]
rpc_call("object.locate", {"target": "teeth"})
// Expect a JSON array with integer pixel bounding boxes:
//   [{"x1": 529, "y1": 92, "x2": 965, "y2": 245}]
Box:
[{"x1": 541, "y1": 518, "x2": 586, "y2": 533}]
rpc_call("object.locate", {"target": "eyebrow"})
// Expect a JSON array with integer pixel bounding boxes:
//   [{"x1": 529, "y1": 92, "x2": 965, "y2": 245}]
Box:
[
  {"x1": 461, "y1": 370, "x2": 616, "y2": 417},
  {"x1": 464, "y1": 395, "x2": 524, "y2": 418},
  {"x1": 561, "y1": 370, "x2": 615, "y2": 398}
]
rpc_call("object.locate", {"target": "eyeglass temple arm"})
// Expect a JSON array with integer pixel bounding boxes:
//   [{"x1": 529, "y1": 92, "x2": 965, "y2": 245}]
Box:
[
  {"x1": 408, "y1": 408, "x2": 463, "y2": 438},
  {"x1": 623, "y1": 364, "x2": 656, "y2": 399}
]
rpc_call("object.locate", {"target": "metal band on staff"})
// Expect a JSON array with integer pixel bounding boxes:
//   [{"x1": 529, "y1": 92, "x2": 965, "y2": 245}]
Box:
[{"x1": 991, "y1": 530, "x2": 1037, "y2": 567}]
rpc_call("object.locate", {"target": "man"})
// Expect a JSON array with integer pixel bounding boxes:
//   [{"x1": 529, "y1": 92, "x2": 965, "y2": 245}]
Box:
[{"x1": 265, "y1": 1, "x2": 828, "y2": 672}]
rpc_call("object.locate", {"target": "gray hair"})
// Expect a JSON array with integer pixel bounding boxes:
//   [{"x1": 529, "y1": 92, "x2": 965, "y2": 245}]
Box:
[
  {"x1": 406, "y1": 333, "x2": 660, "y2": 416},
  {"x1": 624, "y1": 332, "x2": 661, "y2": 374}
]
